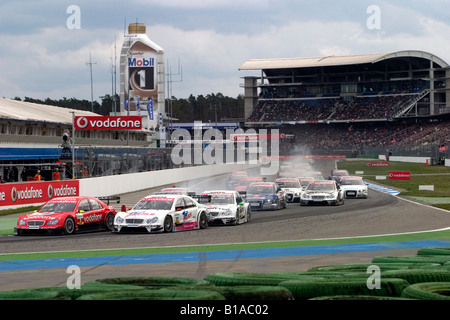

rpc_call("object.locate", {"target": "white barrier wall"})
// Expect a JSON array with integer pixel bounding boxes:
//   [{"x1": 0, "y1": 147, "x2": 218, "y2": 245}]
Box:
[
  {"x1": 379, "y1": 155, "x2": 431, "y2": 164},
  {"x1": 79, "y1": 163, "x2": 259, "y2": 197}
]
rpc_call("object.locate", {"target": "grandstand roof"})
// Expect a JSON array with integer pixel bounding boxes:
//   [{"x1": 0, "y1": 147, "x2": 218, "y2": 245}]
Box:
[
  {"x1": 0, "y1": 98, "x2": 99, "y2": 125},
  {"x1": 239, "y1": 50, "x2": 450, "y2": 70}
]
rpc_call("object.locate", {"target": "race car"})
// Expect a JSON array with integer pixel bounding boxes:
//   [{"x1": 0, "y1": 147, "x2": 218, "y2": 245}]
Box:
[
  {"x1": 14, "y1": 196, "x2": 117, "y2": 235},
  {"x1": 198, "y1": 190, "x2": 250, "y2": 225},
  {"x1": 225, "y1": 171, "x2": 248, "y2": 189},
  {"x1": 113, "y1": 194, "x2": 209, "y2": 233},
  {"x1": 297, "y1": 177, "x2": 315, "y2": 190},
  {"x1": 339, "y1": 176, "x2": 368, "y2": 198},
  {"x1": 328, "y1": 169, "x2": 350, "y2": 183},
  {"x1": 275, "y1": 178, "x2": 302, "y2": 203},
  {"x1": 300, "y1": 180, "x2": 345, "y2": 206},
  {"x1": 235, "y1": 176, "x2": 264, "y2": 193},
  {"x1": 245, "y1": 182, "x2": 287, "y2": 211}
]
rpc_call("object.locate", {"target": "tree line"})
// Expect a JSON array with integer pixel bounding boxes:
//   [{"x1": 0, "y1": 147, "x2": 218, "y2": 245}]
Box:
[{"x1": 13, "y1": 93, "x2": 245, "y2": 123}]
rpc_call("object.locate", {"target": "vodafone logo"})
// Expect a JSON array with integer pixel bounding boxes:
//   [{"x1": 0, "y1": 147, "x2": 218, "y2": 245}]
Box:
[
  {"x1": 76, "y1": 117, "x2": 89, "y2": 129},
  {"x1": 74, "y1": 116, "x2": 142, "y2": 131}
]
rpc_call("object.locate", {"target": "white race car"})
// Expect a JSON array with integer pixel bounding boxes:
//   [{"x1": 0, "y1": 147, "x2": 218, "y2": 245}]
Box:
[
  {"x1": 300, "y1": 180, "x2": 345, "y2": 206},
  {"x1": 275, "y1": 178, "x2": 302, "y2": 203},
  {"x1": 198, "y1": 190, "x2": 250, "y2": 225},
  {"x1": 113, "y1": 194, "x2": 209, "y2": 233},
  {"x1": 338, "y1": 176, "x2": 368, "y2": 199}
]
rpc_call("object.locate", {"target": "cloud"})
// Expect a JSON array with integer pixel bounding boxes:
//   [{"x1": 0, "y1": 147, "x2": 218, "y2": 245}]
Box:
[{"x1": 1, "y1": 0, "x2": 450, "y2": 101}]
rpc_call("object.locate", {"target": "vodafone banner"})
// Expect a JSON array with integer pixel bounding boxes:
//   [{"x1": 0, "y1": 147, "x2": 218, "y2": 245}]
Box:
[
  {"x1": 389, "y1": 171, "x2": 410, "y2": 180},
  {"x1": 367, "y1": 162, "x2": 389, "y2": 167},
  {"x1": 0, "y1": 180, "x2": 79, "y2": 207},
  {"x1": 74, "y1": 116, "x2": 142, "y2": 130}
]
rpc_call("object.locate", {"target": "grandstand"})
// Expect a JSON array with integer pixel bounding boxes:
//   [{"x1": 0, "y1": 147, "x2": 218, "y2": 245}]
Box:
[{"x1": 239, "y1": 50, "x2": 450, "y2": 159}]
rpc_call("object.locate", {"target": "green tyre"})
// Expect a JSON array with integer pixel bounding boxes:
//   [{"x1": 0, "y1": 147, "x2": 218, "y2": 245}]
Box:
[
  {"x1": 383, "y1": 269, "x2": 450, "y2": 284},
  {"x1": 401, "y1": 282, "x2": 450, "y2": 300},
  {"x1": 89, "y1": 276, "x2": 213, "y2": 288},
  {"x1": 372, "y1": 255, "x2": 450, "y2": 265},
  {"x1": 212, "y1": 286, "x2": 294, "y2": 300},
  {"x1": 77, "y1": 288, "x2": 225, "y2": 300},
  {"x1": 417, "y1": 247, "x2": 450, "y2": 256},
  {"x1": 278, "y1": 278, "x2": 410, "y2": 300},
  {"x1": 204, "y1": 272, "x2": 326, "y2": 287}
]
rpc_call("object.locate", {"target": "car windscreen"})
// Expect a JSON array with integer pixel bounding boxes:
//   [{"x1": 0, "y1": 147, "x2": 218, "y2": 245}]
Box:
[
  {"x1": 306, "y1": 183, "x2": 336, "y2": 192},
  {"x1": 299, "y1": 180, "x2": 313, "y2": 187},
  {"x1": 200, "y1": 194, "x2": 234, "y2": 204},
  {"x1": 39, "y1": 202, "x2": 77, "y2": 212},
  {"x1": 246, "y1": 186, "x2": 274, "y2": 194},
  {"x1": 133, "y1": 198, "x2": 174, "y2": 210},
  {"x1": 340, "y1": 179, "x2": 365, "y2": 185},
  {"x1": 278, "y1": 181, "x2": 300, "y2": 188}
]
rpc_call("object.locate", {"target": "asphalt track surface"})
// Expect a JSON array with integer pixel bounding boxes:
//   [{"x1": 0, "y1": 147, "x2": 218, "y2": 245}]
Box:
[{"x1": 1, "y1": 159, "x2": 450, "y2": 291}]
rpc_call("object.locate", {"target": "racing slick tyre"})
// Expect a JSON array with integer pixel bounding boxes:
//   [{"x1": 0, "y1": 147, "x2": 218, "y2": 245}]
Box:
[
  {"x1": 163, "y1": 215, "x2": 173, "y2": 233},
  {"x1": 63, "y1": 217, "x2": 75, "y2": 235},
  {"x1": 104, "y1": 212, "x2": 115, "y2": 231},
  {"x1": 233, "y1": 211, "x2": 240, "y2": 226},
  {"x1": 199, "y1": 211, "x2": 208, "y2": 229}
]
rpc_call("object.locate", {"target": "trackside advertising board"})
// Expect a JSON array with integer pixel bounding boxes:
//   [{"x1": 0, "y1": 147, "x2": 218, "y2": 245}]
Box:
[
  {"x1": 389, "y1": 171, "x2": 410, "y2": 180},
  {"x1": 74, "y1": 116, "x2": 142, "y2": 130},
  {"x1": 0, "y1": 180, "x2": 79, "y2": 207}
]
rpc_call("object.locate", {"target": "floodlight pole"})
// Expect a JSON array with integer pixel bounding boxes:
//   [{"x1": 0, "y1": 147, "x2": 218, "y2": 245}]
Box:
[{"x1": 86, "y1": 52, "x2": 97, "y2": 112}]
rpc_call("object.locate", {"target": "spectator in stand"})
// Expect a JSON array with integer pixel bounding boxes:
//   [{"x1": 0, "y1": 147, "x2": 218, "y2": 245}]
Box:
[
  {"x1": 52, "y1": 168, "x2": 60, "y2": 181},
  {"x1": 34, "y1": 170, "x2": 42, "y2": 181}
]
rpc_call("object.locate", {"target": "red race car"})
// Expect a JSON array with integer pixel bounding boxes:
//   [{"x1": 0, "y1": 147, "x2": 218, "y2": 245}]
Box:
[{"x1": 14, "y1": 196, "x2": 117, "y2": 235}]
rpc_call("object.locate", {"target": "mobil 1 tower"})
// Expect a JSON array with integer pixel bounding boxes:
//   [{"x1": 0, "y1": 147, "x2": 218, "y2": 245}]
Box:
[{"x1": 120, "y1": 23, "x2": 165, "y2": 133}]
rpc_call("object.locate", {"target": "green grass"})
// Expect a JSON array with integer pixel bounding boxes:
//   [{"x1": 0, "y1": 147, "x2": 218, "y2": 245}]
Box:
[{"x1": 338, "y1": 160, "x2": 450, "y2": 200}]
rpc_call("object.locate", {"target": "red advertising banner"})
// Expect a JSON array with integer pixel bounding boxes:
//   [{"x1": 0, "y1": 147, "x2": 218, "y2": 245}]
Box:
[
  {"x1": 389, "y1": 171, "x2": 410, "y2": 180},
  {"x1": 0, "y1": 180, "x2": 79, "y2": 207},
  {"x1": 367, "y1": 162, "x2": 389, "y2": 167},
  {"x1": 74, "y1": 116, "x2": 142, "y2": 130}
]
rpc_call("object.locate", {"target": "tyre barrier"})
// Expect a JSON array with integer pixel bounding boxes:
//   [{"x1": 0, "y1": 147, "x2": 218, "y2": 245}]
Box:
[{"x1": 2, "y1": 247, "x2": 450, "y2": 300}]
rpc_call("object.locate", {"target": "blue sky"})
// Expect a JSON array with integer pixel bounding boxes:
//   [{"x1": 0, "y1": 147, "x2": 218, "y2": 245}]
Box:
[{"x1": 1, "y1": 0, "x2": 450, "y2": 104}]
